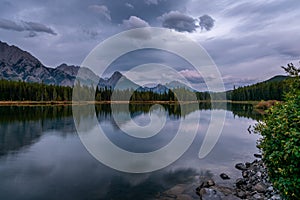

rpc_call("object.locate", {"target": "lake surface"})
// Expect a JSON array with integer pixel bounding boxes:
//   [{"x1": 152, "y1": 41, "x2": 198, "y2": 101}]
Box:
[{"x1": 0, "y1": 103, "x2": 261, "y2": 200}]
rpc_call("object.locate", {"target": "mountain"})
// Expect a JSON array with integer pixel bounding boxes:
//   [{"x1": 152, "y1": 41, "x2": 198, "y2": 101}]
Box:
[
  {"x1": 1, "y1": 40, "x2": 289, "y2": 95},
  {"x1": 165, "y1": 81, "x2": 196, "y2": 91},
  {"x1": 104, "y1": 71, "x2": 140, "y2": 90},
  {"x1": 0, "y1": 41, "x2": 104, "y2": 87},
  {"x1": 264, "y1": 75, "x2": 289, "y2": 83},
  {"x1": 56, "y1": 63, "x2": 101, "y2": 86},
  {"x1": 0, "y1": 41, "x2": 52, "y2": 83},
  {"x1": 0, "y1": 41, "x2": 141, "y2": 89}
]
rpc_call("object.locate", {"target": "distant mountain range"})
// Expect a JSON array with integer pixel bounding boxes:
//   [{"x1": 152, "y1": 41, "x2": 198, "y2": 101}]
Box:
[
  {"x1": 0, "y1": 40, "x2": 197, "y2": 94},
  {"x1": 0, "y1": 40, "x2": 288, "y2": 93}
]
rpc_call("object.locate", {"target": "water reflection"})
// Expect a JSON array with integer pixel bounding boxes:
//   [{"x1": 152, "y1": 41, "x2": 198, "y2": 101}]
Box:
[
  {"x1": 0, "y1": 103, "x2": 261, "y2": 200},
  {"x1": 0, "y1": 103, "x2": 260, "y2": 157}
]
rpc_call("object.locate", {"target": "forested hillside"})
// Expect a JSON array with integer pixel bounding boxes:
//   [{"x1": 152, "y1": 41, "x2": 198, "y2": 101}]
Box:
[
  {"x1": 227, "y1": 76, "x2": 291, "y2": 101},
  {"x1": 0, "y1": 79, "x2": 72, "y2": 101},
  {"x1": 0, "y1": 74, "x2": 292, "y2": 102}
]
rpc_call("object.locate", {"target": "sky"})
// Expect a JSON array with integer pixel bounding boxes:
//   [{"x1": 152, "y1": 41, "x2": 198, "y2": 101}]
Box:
[{"x1": 1, "y1": 0, "x2": 300, "y2": 90}]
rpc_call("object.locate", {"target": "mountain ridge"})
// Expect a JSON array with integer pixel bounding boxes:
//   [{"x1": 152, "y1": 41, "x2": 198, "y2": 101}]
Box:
[{"x1": 0, "y1": 40, "x2": 287, "y2": 93}]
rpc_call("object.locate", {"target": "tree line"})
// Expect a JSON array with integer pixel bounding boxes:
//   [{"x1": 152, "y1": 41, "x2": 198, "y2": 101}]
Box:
[
  {"x1": 226, "y1": 78, "x2": 293, "y2": 101},
  {"x1": 0, "y1": 76, "x2": 293, "y2": 102},
  {"x1": 0, "y1": 79, "x2": 72, "y2": 101}
]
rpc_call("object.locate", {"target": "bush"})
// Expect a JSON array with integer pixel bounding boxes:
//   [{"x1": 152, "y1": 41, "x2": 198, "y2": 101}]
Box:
[
  {"x1": 255, "y1": 63, "x2": 300, "y2": 199},
  {"x1": 255, "y1": 100, "x2": 279, "y2": 110}
]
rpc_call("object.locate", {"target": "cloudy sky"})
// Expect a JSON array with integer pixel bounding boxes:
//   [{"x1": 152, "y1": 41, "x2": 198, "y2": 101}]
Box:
[{"x1": 1, "y1": 0, "x2": 300, "y2": 89}]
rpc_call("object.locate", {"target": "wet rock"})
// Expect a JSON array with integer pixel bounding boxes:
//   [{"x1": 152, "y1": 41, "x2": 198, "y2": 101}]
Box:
[
  {"x1": 267, "y1": 186, "x2": 274, "y2": 192},
  {"x1": 176, "y1": 194, "x2": 193, "y2": 200},
  {"x1": 235, "y1": 163, "x2": 247, "y2": 171},
  {"x1": 255, "y1": 171, "x2": 262, "y2": 177},
  {"x1": 254, "y1": 182, "x2": 267, "y2": 193},
  {"x1": 223, "y1": 194, "x2": 241, "y2": 200},
  {"x1": 245, "y1": 162, "x2": 251, "y2": 168},
  {"x1": 253, "y1": 193, "x2": 263, "y2": 200},
  {"x1": 236, "y1": 178, "x2": 246, "y2": 189},
  {"x1": 165, "y1": 185, "x2": 185, "y2": 195},
  {"x1": 236, "y1": 190, "x2": 246, "y2": 198},
  {"x1": 194, "y1": 156, "x2": 282, "y2": 200},
  {"x1": 200, "y1": 179, "x2": 215, "y2": 188},
  {"x1": 254, "y1": 153, "x2": 262, "y2": 158},
  {"x1": 242, "y1": 171, "x2": 249, "y2": 178},
  {"x1": 271, "y1": 194, "x2": 281, "y2": 200},
  {"x1": 211, "y1": 185, "x2": 236, "y2": 196},
  {"x1": 207, "y1": 179, "x2": 215, "y2": 187},
  {"x1": 200, "y1": 188, "x2": 222, "y2": 200},
  {"x1": 220, "y1": 173, "x2": 230, "y2": 180}
]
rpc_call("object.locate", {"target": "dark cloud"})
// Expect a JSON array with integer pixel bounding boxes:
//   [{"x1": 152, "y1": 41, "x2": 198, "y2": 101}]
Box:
[
  {"x1": 0, "y1": 0, "x2": 299, "y2": 85},
  {"x1": 160, "y1": 11, "x2": 197, "y2": 32},
  {"x1": 27, "y1": 31, "x2": 38, "y2": 38},
  {"x1": 82, "y1": 29, "x2": 101, "y2": 39},
  {"x1": 199, "y1": 14, "x2": 215, "y2": 31},
  {"x1": 106, "y1": 49, "x2": 195, "y2": 75},
  {"x1": 103, "y1": 0, "x2": 187, "y2": 24},
  {"x1": 0, "y1": 18, "x2": 57, "y2": 35}
]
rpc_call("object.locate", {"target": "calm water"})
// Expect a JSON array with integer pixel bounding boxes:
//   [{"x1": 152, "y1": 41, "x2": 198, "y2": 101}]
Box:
[{"x1": 0, "y1": 103, "x2": 261, "y2": 200}]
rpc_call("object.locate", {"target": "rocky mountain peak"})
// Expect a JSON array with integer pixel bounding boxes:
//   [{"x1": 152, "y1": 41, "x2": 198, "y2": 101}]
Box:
[{"x1": 0, "y1": 41, "x2": 41, "y2": 67}]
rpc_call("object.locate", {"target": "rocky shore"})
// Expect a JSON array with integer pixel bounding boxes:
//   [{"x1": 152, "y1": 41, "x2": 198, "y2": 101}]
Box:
[
  {"x1": 155, "y1": 154, "x2": 282, "y2": 200},
  {"x1": 196, "y1": 154, "x2": 282, "y2": 200}
]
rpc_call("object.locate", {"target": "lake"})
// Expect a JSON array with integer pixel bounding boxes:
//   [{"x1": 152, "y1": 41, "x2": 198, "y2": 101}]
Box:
[{"x1": 0, "y1": 103, "x2": 261, "y2": 200}]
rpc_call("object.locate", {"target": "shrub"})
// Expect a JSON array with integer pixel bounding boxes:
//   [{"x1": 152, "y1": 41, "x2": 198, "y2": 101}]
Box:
[
  {"x1": 255, "y1": 63, "x2": 300, "y2": 199},
  {"x1": 255, "y1": 100, "x2": 279, "y2": 110}
]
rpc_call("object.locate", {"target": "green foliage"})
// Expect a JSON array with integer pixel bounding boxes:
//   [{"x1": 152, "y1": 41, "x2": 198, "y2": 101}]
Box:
[
  {"x1": 0, "y1": 79, "x2": 72, "y2": 101},
  {"x1": 228, "y1": 78, "x2": 292, "y2": 101},
  {"x1": 255, "y1": 63, "x2": 300, "y2": 199}
]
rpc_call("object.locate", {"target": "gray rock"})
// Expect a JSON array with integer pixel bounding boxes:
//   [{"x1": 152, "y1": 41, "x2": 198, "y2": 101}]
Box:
[
  {"x1": 220, "y1": 173, "x2": 230, "y2": 180},
  {"x1": 207, "y1": 179, "x2": 215, "y2": 187},
  {"x1": 236, "y1": 178, "x2": 246, "y2": 189},
  {"x1": 253, "y1": 193, "x2": 263, "y2": 199},
  {"x1": 200, "y1": 188, "x2": 222, "y2": 200},
  {"x1": 236, "y1": 190, "x2": 246, "y2": 198},
  {"x1": 235, "y1": 163, "x2": 247, "y2": 171},
  {"x1": 271, "y1": 194, "x2": 281, "y2": 200},
  {"x1": 245, "y1": 162, "x2": 251, "y2": 168},
  {"x1": 242, "y1": 171, "x2": 249, "y2": 178},
  {"x1": 255, "y1": 171, "x2": 262, "y2": 177},
  {"x1": 222, "y1": 194, "x2": 242, "y2": 200},
  {"x1": 267, "y1": 186, "x2": 274, "y2": 192},
  {"x1": 254, "y1": 153, "x2": 262, "y2": 158},
  {"x1": 254, "y1": 182, "x2": 267, "y2": 193}
]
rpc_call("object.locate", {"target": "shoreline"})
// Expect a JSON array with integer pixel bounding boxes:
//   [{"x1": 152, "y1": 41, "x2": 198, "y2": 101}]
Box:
[
  {"x1": 0, "y1": 100, "x2": 260, "y2": 106},
  {"x1": 155, "y1": 155, "x2": 282, "y2": 200},
  {"x1": 193, "y1": 155, "x2": 282, "y2": 200}
]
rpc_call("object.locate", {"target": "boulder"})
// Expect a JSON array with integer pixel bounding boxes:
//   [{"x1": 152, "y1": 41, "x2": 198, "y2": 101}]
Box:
[
  {"x1": 235, "y1": 163, "x2": 247, "y2": 171},
  {"x1": 254, "y1": 182, "x2": 267, "y2": 193},
  {"x1": 220, "y1": 173, "x2": 230, "y2": 180}
]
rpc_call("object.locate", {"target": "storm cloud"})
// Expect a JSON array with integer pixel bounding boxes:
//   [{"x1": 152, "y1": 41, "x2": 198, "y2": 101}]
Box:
[
  {"x1": 199, "y1": 14, "x2": 215, "y2": 31},
  {"x1": 0, "y1": 18, "x2": 57, "y2": 35},
  {"x1": 160, "y1": 11, "x2": 198, "y2": 33},
  {"x1": 1, "y1": 0, "x2": 300, "y2": 88}
]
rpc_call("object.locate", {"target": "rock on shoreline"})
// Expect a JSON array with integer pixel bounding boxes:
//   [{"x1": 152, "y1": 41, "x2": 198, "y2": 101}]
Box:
[{"x1": 196, "y1": 155, "x2": 282, "y2": 200}]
